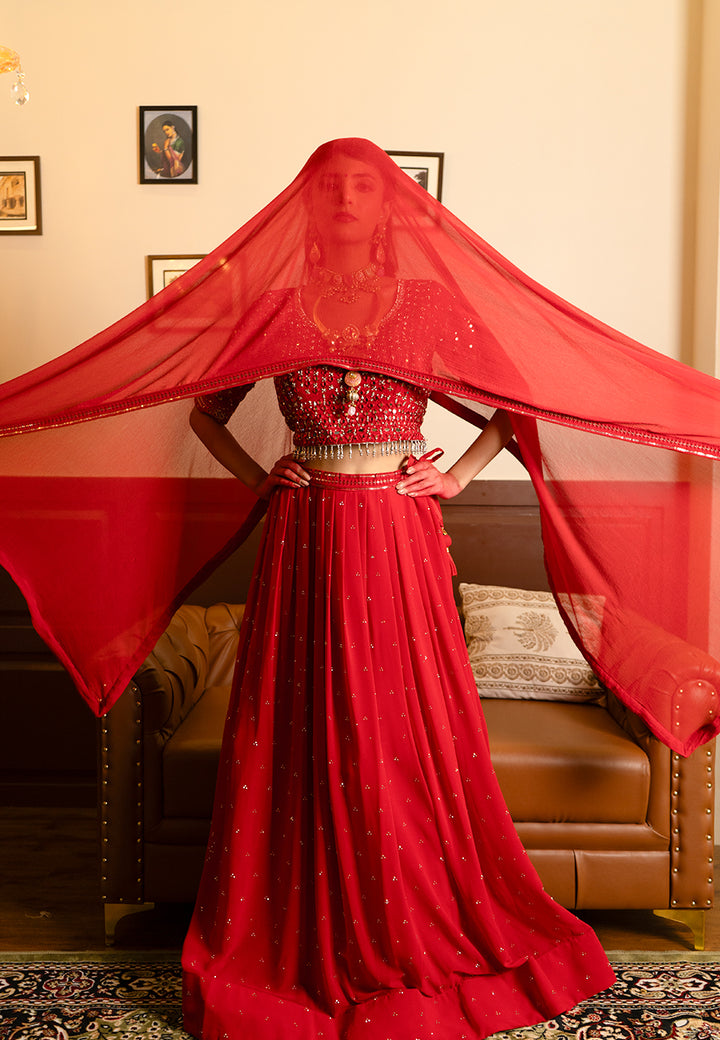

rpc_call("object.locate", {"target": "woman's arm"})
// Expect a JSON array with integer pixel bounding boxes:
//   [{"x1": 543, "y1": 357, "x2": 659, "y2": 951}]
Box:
[
  {"x1": 395, "y1": 408, "x2": 514, "y2": 499},
  {"x1": 189, "y1": 406, "x2": 310, "y2": 499}
]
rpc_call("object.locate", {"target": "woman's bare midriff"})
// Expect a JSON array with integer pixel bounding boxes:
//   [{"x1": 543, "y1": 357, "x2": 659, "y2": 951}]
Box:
[{"x1": 301, "y1": 445, "x2": 408, "y2": 475}]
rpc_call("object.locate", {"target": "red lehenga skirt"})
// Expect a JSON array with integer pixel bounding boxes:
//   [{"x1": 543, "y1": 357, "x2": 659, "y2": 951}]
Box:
[{"x1": 181, "y1": 470, "x2": 615, "y2": 1040}]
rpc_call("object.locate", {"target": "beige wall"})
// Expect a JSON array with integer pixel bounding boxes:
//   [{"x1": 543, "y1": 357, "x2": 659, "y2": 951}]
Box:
[
  {"x1": 687, "y1": 0, "x2": 720, "y2": 377},
  {"x1": 1, "y1": 0, "x2": 689, "y2": 477}
]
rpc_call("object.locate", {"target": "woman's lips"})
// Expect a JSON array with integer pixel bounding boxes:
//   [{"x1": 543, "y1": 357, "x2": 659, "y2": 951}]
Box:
[{"x1": 334, "y1": 212, "x2": 357, "y2": 223}]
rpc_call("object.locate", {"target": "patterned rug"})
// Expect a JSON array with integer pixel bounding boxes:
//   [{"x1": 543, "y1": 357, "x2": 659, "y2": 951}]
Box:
[{"x1": 2, "y1": 957, "x2": 720, "y2": 1039}]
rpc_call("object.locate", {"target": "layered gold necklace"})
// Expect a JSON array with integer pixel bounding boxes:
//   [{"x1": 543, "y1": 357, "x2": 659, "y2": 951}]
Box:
[{"x1": 308, "y1": 263, "x2": 383, "y2": 413}]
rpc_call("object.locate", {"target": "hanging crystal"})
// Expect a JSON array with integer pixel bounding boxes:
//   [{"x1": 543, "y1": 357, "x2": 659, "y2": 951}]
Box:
[{"x1": 11, "y1": 70, "x2": 29, "y2": 106}]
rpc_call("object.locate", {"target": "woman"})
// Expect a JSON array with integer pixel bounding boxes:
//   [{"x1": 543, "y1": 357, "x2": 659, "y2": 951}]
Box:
[
  {"x1": 151, "y1": 120, "x2": 186, "y2": 177},
  {"x1": 0, "y1": 138, "x2": 719, "y2": 1036},
  {"x1": 179, "y1": 144, "x2": 618, "y2": 1039}
]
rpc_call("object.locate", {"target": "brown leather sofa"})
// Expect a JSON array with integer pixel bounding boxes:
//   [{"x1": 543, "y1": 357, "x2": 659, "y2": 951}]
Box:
[{"x1": 99, "y1": 482, "x2": 716, "y2": 946}]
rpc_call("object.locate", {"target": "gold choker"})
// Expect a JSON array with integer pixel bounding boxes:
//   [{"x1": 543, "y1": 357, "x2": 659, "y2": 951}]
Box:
[{"x1": 309, "y1": 262, "x2": 381, "y2": 304}]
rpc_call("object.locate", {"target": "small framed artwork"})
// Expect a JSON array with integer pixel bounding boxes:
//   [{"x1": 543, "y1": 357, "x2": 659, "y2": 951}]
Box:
[
  {"x1": 139, "y1": 106, "x2": 198, "y2": 183},
  {"x1": 146, "y1": 254, "x2": 205, "y2": 297},
  {"x1": 386, "y1": 151, "x2": 444, "y2": 201},
  {"x1": 0, "y1": 156, "x2": 42, "y2": 234}
]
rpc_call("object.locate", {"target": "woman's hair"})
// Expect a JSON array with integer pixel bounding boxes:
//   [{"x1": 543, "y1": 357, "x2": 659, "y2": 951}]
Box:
[{"x1": 303, "y1": 138, "x2": 397, "y2": 200}]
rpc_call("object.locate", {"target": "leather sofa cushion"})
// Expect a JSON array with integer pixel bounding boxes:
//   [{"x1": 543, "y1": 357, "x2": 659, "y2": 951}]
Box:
[
  {"x1": 163, "y1": 684, "x2": 231, "y2": 818},
  {"x1": 161, "y1": 683, "x2": 651, "y2": 827},
  {"x1": 482, "y1": 699, "x2": 650, "y2": 824}
]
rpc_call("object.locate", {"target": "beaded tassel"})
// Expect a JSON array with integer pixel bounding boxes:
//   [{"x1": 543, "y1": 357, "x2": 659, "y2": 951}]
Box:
[{"x1": 293, "y1": 439, "x2": 426, "y2": 462}]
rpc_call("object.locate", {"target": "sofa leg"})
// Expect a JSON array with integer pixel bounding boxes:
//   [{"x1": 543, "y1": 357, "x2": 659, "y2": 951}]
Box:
[
  {"x1": 653, "y1": 908, "x2": 706, "y2": 950},
  {"x1": 104, "y1": 902, "x2": 156, "y2": 945}
]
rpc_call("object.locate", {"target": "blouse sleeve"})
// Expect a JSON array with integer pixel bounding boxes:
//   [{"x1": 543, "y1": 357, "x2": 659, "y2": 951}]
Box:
[{"x1": 194, "y1": 383, "x2": 256, "y2": 425}]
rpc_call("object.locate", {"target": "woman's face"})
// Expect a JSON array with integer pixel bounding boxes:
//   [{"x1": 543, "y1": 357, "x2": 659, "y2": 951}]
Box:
[{"x1": 311, "y1": 155, "x2": 389, "y2": 251}]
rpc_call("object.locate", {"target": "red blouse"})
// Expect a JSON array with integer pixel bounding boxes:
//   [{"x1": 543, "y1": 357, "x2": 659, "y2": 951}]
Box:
[{"x1": 195, "y1": 365, "x2": 428, "y2": 460}]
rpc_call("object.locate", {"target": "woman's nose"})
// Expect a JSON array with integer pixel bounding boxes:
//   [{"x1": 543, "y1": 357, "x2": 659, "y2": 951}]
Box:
[{"x1": 337, "y1": 178, "x2": 353, "y2": 204}]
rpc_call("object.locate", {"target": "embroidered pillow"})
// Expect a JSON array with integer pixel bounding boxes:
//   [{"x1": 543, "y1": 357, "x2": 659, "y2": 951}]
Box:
[{"x1": 459, "y1": 583, "x2": 605, "y2": 703}]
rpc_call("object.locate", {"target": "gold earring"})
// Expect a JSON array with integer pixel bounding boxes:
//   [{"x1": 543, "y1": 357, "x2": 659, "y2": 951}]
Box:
[
  {"x1": 309, "y1": 240, "x2": 321, "y2": 265},
  {"x1": 372, "y1": 225, "x2": 386, "y2": 266}
]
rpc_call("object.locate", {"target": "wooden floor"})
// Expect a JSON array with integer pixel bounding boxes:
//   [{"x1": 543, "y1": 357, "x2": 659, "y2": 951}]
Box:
[{"x1": 2, "y1": 806, "x2": 720, "y2": 954}]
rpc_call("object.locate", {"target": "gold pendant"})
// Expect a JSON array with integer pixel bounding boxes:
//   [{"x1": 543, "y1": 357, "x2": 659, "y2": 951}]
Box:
[{"x1": 343, "y1": 371, "x2": 362, "y2": 415}]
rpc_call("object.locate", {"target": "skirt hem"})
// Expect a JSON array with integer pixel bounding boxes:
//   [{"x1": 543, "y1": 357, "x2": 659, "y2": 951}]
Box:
[{"x1": 183, "y1": 928, "x2": 616, "y2": 1040}]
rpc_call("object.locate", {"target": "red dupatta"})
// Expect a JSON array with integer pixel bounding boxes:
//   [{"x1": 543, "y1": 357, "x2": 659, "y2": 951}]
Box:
[{"x1": 1, "y1": 138, "x2": 719, "y2": 754}]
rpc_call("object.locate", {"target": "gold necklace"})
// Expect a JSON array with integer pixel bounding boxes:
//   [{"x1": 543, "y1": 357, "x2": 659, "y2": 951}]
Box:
[
  {"x1": 309, "y1": 262, "x2": 381, "y2": 304},
  {"x1": 311, "y1": 293, "x2": 381, "y2": 351},
  {"x1": 311, "y1": 294, "x2": 382, "y2": 414}
]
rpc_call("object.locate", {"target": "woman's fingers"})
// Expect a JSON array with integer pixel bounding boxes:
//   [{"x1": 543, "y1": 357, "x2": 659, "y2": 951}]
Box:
[
  {"x1": 270, "y1": 459, "x2": 310, "y2": 488},
  {"x1": 396, "y1": 460, "x2": 443, "y2": 496},
  {"x1": 396, "y1": 454, "x2": 461, "y2": 499},
  {"x1": 272, "y1": 458, "x2": 310, "y2": 483},
  {"x1": 271, "y1": 455, "x2": 308, "y2": 476},
  {"x1": 256, "y1": 456, "x2": 311, "y2": 498}
]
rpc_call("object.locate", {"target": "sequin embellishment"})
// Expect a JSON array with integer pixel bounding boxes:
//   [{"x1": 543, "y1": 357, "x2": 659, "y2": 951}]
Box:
[{"x1": 274, "y1": 366, "x2": 429, "y2": 461}]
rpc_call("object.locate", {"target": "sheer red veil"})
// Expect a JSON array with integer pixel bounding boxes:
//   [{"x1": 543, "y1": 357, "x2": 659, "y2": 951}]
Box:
[{"x1": 1, "y1": 137, "x2": 719, "y2": 753}]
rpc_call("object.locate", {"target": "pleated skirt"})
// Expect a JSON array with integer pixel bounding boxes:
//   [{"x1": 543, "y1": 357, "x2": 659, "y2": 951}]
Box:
[{"x1": 182, "y1": 470, "x2": 615, "y2": 1039}]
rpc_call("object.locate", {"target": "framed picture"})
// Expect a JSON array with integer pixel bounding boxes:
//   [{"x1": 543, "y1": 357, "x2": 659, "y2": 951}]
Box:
[
  {"x1": 139, "y1": 106, "x2": 198, "y2": 183},
  {"x1": 386, "y1": 151, "x2": 444, "y2": 201},
  {"x1": 0, "y1": 156, "x2": 41, "y2": 234},
  {"x1": 146, "y1": 254, "x2": 205, "y2": 297}
]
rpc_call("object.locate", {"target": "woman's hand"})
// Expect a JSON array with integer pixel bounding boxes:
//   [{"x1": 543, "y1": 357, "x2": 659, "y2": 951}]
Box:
[
  {"x1": 397, "y1": 411, "x2": 515, "y2": 500},
  {"x1": 254, "y1": 454, "x2": 311, "y2": 500},
  {"x1": 396, "y1": 450, "x2": 462, "y2": 500}
]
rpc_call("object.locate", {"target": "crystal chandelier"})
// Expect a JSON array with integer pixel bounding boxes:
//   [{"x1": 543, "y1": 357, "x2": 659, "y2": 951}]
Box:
[{"x1": 0, "y1": 45, "x2": 29, "y2": 105}]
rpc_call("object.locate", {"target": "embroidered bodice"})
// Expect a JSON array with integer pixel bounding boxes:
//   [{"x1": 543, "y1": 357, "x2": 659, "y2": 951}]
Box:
[
  {"x1": 195, "y1": 365, "x2": 428, "y2": 460},
  {"x1": 275, "y1": 367, "x2": 427, "y2": 459}
]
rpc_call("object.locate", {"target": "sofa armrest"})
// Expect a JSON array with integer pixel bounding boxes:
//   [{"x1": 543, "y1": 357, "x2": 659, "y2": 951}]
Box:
[
  {"x1": 99, "y1": 681, "x2": 145, "y2": 905},
  {"x1": 668, "y1": 742, "x2": 715, "y2": 909},
  {"x1": 136, "y1": 603, "x2": 244, "y2": 741},
  {"x1": 99, "y1": 607, "x2": 212, "y2": 903},
  {"x1": 600, "y1": 609, "x2": 720, "y2": 753},
  {"x1": 99, "y1": 602, "x2": 246, "y2": 902},
  {"x1": 605, "y1": 691, "x2": 670, "y2": 839},
  {"x1": 606, "y1": 689, "x2": 715, "y2": 908},
  {"x1": 136, "y1": 605, "x2": 213, "y2": 741}
]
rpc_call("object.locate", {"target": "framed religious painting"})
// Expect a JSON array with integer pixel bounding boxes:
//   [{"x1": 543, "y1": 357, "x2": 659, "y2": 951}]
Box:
[
  {"x1": 139, "y1": 106, "x2": 198, "y2": 184},
  {"x1": 0, "y1": 156, "x2": 42, "y2": 234},
  {"x1": 386, "y1": 151, "x2": 444, "y2": 201},
  {"x1": 146, "y1": 254, "x2": 206, "y2": 297}
]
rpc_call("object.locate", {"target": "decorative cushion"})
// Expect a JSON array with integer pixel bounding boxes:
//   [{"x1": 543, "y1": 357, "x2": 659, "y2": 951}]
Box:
[{"x1": 459, "y1": 583, "x2": 605, "y2": 703}]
